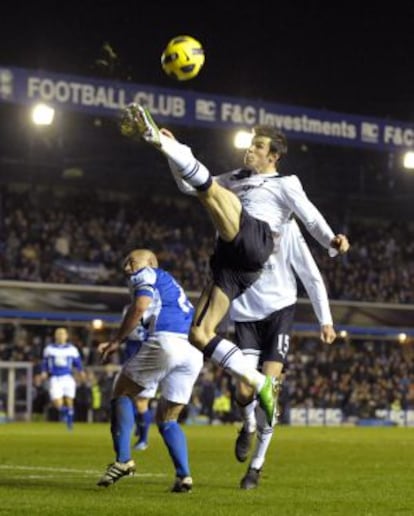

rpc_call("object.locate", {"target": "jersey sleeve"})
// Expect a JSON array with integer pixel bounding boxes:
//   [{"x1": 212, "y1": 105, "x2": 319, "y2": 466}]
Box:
[
  {"x1": 288, "y1": 220, "x2": 333, "y2": 326},
  {"x1": 129, "y1": 267, "x2": 156, "y2": 298},
  {"x1": 281, "y1": 176, "x2": 336, "y2": 253}
]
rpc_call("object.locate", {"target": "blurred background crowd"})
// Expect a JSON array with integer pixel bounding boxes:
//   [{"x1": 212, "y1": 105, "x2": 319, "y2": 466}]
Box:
[
  {"x1": 1, "y1": 186, "x2": 413, "y2": 303},
  {"x1": 1, "y1": 322, "x2": 413, "y2": 425}
]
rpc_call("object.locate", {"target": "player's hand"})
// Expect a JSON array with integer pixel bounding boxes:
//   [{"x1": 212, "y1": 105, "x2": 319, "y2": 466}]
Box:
[
  {"x1": 330, "y1": 234, "x2": 350, "y2": 254},
  {"x1": 98, "y1": 341, "x2": 120, "y2": 363},
  {"x1": 320, "y1": 324, "x2": 336, "y2": 344}
]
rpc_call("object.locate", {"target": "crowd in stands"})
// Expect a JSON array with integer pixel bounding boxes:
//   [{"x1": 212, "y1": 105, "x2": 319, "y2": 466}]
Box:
[
  {"x1": 0, "y1": 187, "x2": 214, "y2": 292},
  {"x1": 1, "y1": 323, "x2": 413, "y2": 424},
  {"x1": 1, "y1": 186, "x2": 413, "y2": 303},
  {"x1": 1, "y1": 184, "x2": 413, "y2": 424},
  {"x1": 284, "y1": 336, "x2": 414, "y2": 419},
  {"x1": 309, "y1": 220, "x2": 414, "y2": 304}
]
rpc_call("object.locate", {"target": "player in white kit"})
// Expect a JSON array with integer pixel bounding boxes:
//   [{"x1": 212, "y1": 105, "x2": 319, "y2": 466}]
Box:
[
  {"x1": 231, "y1": 218, "x2": 336, "y2": 489},
  {"x1": 120, "y1": 103, "x2": 349, "y2": 428},
  {"x1": 41, "y1": 327, "x2": 86, "y2": 430},
  {"x1": 97, "y1": 249, "x2": 203, "y2": 493}
]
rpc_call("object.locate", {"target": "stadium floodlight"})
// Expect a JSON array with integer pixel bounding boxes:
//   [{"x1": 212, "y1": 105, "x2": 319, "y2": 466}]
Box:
[
  {"x1": 233, "y1": 130, "x2": 253, "y2": 149},
  {"x1": 91, "y1": 319, "x2": 104, "y2": 330},
  {"x1": 31, "y1": 103, "x2": 55, "y2": 126},
  {"x1": 397, "y1": 332, "x2": 407, "y2": 344},
  {"x1": 402, "y1": 151, "x2": 414, "y2": 169}
]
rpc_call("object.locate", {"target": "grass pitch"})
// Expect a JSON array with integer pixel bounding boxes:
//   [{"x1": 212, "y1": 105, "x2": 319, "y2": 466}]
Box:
[{"x1": 0, "y1": 423, "x2": 413, "y2": 515}]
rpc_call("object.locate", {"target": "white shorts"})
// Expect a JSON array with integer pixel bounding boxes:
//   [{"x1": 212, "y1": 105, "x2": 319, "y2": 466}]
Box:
[
  {"x1": 122, "y1": 333, "x2": 203, "y2": 405},
  {"x1": 112, "y1": 370, "x2": 155, "y2": 399},
  {"x1": 49, "y1": 375, "x2": 76, "y2": 400}
]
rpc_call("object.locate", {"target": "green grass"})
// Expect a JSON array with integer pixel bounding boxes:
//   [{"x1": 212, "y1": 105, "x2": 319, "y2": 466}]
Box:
[{"x1": 0, "y1": 423, "x2": 413, "y2": 515}]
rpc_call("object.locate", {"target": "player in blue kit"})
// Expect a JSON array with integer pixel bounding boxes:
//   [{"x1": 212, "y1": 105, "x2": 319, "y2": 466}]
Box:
[
  {"x1": 97, "y1": 249, "x2": 203, "y2": 493},
  {"x1": 40, "y1": 327, "x2": 86, "y2": 430}
]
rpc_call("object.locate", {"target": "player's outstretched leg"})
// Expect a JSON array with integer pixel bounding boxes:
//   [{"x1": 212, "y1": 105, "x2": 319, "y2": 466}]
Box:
[
  {"x1": 120, "y1": 103, "x2": 212, "y2": 192},
  {"x1": 202, "y1": 337, "x2": 279, "y2": 427}
]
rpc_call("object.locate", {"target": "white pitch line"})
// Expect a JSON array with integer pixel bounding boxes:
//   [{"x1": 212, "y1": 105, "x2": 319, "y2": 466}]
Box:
[{"x1": 0, "y1": 464, "x2": 165, "y2": 477}]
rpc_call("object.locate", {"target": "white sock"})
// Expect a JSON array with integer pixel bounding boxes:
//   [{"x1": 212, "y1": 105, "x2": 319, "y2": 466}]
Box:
[
  {"x1": 239, "y1": 399, "x2": 257, "y2": 433},
  {"x1": 159, "y1": 134, "x2": 211, "y2": 188},
  {"x1": 210, "y1": 339, "x2": 266, "y2": 391},
  {"x1": 250, "y1": 406, "x2": 274, "y2": 470}
]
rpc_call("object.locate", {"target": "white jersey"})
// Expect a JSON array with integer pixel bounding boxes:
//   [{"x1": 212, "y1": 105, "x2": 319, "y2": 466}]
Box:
[
  {"x1": 41, "y1": 343, "x2": 83, "y2": 377},
  {"x1": 230, "y1": 219, "x2": 333, "y2": 325},
  {"x1": 169, "y1": 161, "x2": 336, "y2": 255},
  {"x1": 217, "y1": 169, "x2": 335, "y2": 253}
]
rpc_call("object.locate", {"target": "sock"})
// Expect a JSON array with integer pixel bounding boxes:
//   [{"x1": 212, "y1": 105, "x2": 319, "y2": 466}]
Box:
[
  {"x1": 250, "y1": 406, "x2": 274, "y2": 470},
  {"x1": 66, "y1": 407, "x2": 74, "y2": 429},
  {"x1": 238, "y1": 399, "x2": 257, "y2": 433},
  {"x1": 158, "y1": 421, "x2": 190, "y2": 478},
  {"x1": 136, "y1": 410, "x2": 152, "y2": 444},
  {"x1": 160, "y1": 135, "x2": 211, "y2": 190},
  {"x1": 134, "y1": 407, "x2": 140, "y2": 437},
  {"x1": 205, "y1": 337, "x2": 266, "y2": 392},
  {"x1": 112, "y1": 396, "x2": 135, "y2": 463},
  {"x1": 110, "y1": 399, "x2": 119, "y2": 456},
  {"x1": 59, "y1": 406, "x2": 68, "y2": 423}
]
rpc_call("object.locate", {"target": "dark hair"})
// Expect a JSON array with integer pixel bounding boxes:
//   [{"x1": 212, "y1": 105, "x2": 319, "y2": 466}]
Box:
[{"x1": 253, "y1": 125, "x2": 288, "y2": 157}]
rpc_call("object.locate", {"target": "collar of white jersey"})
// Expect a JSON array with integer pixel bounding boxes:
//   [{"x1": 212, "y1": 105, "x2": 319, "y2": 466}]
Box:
[{"x1": 258, "y1": 171, "x2": 280, "y2": 178}]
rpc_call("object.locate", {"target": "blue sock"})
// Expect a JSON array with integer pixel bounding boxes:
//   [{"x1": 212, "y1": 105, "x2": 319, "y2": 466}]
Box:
[
  {"x1": 137, "y1": 410, "x2": 152, "y2": 444},
  {"x1": 133, "y1": 406, "x2": 140, "y2": 437},
  {"x1": 59, "y1": 406, "x2": 68, "y2": 423},
  {"x1": 110, "y1": 399, "x2": 119, "y2": 456},
  {"x1": 113, "y1": 396, "x2": 135, "y2": 463},
  {"x1": 158, "y1": 421, "x2": 190, "y2": 478},
  {"x1": 66, "y1": 408, "x2": 74, "y2": 430}
]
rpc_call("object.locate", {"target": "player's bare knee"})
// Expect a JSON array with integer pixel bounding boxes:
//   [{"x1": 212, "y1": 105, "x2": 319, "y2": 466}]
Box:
[
  {"x1": 135, "y1": 397, "x2": 149, "y2": 413},
  {"x1": 155, "y1": 398, "x2": 182, "y2": 425},
  {"x1": 113, "y1": 373, "x2": 142, "y2": 398}
]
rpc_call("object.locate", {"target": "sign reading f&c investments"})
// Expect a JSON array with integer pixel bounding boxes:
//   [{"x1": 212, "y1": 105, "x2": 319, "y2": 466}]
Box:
[{"x1": 0, "y1": 65, "x2": 413, "y2": 152}]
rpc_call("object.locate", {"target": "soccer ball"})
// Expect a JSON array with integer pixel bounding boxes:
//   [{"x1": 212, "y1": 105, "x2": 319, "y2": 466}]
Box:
[{"x1": 161, "y1": 35, "x2": 205, "y2": 81}]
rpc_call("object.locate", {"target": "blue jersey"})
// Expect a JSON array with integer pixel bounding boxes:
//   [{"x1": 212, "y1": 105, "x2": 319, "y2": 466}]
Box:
[
  {"x1": 128, "y1": 267, "x2": 194, "y2": 337},
  {"x1": 41, "y1": 343, "x2": 83, "y2": 377}
]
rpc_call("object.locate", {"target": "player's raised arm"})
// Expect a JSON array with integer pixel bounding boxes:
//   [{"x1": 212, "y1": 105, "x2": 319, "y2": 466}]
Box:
[
  {"x1": 280, "y1": 175, "x2": 350, "y2": 255},
  {"x1": 288, "y1": 220, "x2": 336, "y2": 344}
]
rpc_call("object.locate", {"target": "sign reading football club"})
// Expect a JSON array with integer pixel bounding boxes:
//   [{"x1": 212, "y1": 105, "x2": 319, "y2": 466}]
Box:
[{"x1": 1, "y1": 65, "x2": 414, "y2": 151}]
